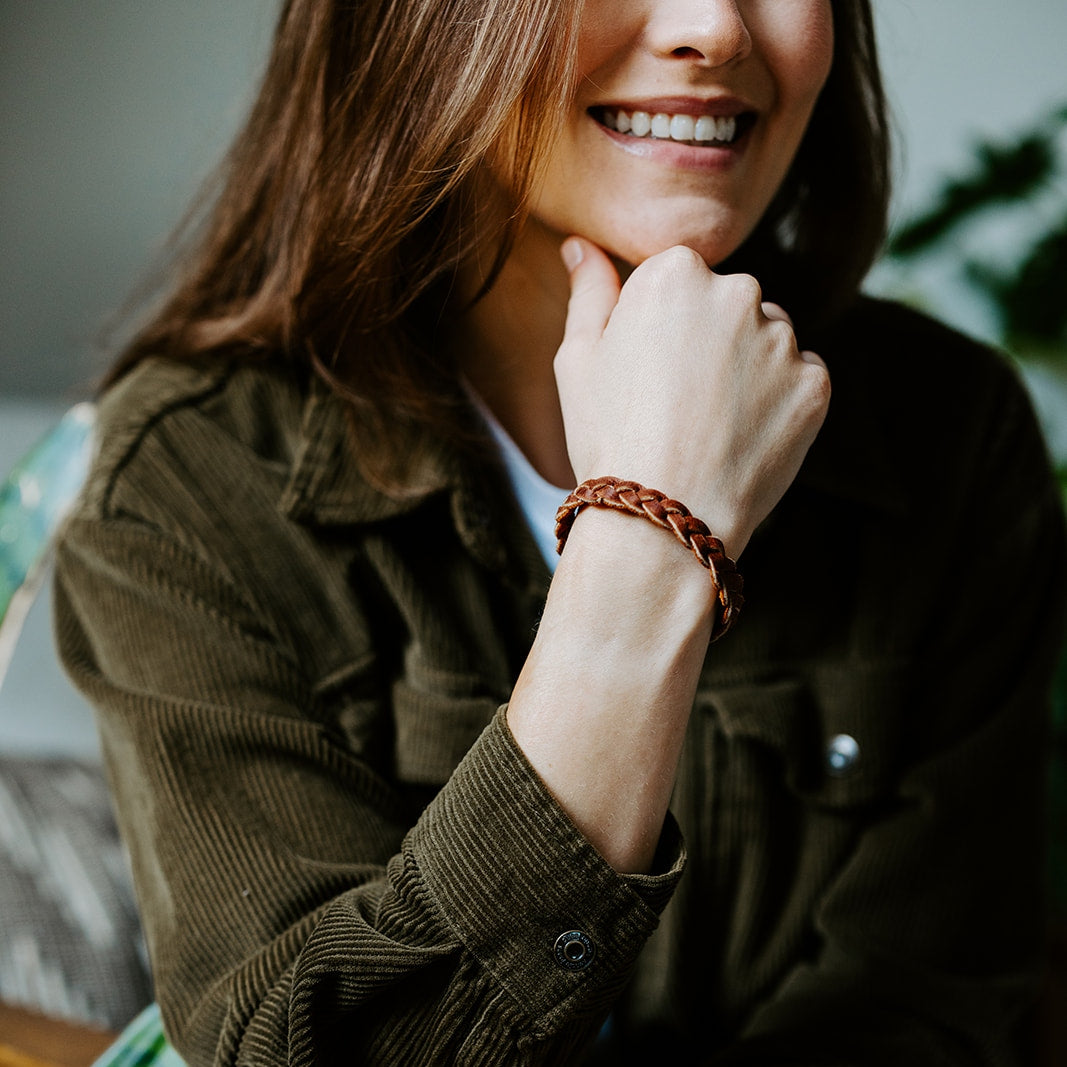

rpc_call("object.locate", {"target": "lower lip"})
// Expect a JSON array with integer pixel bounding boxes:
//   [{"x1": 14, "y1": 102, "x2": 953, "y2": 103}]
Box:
[{"x1": 595, "y1": 121, "x2": 749, "y2": 171}]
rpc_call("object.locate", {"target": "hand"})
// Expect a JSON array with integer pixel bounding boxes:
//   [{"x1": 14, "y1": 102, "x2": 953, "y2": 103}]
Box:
[{"x1": 554, "y1": 237, "x2": 830, "y2": 558}]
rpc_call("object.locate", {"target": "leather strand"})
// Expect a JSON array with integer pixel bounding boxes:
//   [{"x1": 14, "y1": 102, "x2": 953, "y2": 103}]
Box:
[{"x1": 555, "y1": 476, "x2": 744, "y2": 641}]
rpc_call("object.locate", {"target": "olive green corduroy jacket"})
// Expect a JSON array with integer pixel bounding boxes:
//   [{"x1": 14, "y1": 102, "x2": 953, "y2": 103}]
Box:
[{"x1": 55, "y1": 298, "x2": 1066, "y2": 1066}]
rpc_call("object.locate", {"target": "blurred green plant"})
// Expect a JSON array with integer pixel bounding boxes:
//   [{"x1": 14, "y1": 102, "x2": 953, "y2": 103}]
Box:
[
  {"x1": 886, "y1": 102, "x2": 1067, "y2": 353},
  {"x1": 885, "y1": 102, "x2": 1067, "y2": 919}
]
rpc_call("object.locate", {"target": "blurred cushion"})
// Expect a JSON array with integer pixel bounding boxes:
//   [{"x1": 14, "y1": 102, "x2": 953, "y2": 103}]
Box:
[{"x1": 0, "y1": 755, "x2": 151, "y2": 1029}]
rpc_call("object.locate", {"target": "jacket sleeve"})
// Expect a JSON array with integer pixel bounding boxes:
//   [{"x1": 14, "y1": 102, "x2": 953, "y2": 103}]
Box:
[
  {"x1": 54, "y1": 507, "x2": 684, "y2": 1067},
  {"x1": 712, "y1": 361, "x2": 1067, "y2": 1065}
]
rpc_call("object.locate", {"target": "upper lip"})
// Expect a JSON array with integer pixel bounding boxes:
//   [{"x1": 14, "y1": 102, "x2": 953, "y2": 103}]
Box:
[{"x1": 591, "y1": 95, "x2": 756, "y2": 118}]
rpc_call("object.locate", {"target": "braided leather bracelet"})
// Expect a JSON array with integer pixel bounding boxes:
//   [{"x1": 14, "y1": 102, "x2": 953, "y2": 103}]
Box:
[{"x1": 555, "y1": 476, "x2": 744, "y2": 641}]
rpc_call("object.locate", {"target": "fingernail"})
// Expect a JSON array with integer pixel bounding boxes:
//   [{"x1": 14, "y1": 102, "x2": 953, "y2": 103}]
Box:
[{"x1": 560, "y1": 237, "x2": 583, "y2": 272}]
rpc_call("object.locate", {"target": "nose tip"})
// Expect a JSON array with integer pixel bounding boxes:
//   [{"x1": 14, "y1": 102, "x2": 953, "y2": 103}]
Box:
[{"x1": 648, "y1": 1, "x2": 753, "y2": 68}]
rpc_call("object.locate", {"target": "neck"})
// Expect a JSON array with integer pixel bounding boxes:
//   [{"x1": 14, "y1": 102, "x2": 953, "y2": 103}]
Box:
[{"x1": 454, "y1": 220, "x2": 576, "y2": 489}]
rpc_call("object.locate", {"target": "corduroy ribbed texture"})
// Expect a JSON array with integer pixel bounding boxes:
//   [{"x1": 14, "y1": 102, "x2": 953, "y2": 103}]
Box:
[{"x1": 53, "y1": 298, "x2": 1067, "y2": 1065}]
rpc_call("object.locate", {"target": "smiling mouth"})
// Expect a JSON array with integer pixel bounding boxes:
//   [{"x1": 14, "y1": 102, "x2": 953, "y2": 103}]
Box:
[{"x1": 590, "y1": 107, "x2": 755, "y2": 147}]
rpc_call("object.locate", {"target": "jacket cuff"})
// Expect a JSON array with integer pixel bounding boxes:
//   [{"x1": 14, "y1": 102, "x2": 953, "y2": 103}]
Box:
[{"x1": 407, "y1": 706, "x2": 685, "y2": 1035}]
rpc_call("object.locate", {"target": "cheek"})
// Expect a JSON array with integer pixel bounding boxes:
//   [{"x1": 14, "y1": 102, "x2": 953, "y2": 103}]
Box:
[
  {"x1": 762, "y1": 0, "x2": 835, "y2": 105},
  {"x1": 572, "y1": 0, "x2": 638, "y2": 96}
]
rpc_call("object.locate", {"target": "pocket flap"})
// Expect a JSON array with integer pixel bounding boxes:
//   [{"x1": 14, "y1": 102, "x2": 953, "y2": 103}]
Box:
[{"x1": 700, "y1": 661, "x2": 906, "y2": 809}]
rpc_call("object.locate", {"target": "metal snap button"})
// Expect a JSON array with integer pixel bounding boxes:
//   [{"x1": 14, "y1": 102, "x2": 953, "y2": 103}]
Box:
[
  {"x1": 554, "y1": 929, "x2": 595, "y2": 972},
  {"x1": 826, "y1": 733, "x2": 861, "y2": 777}
]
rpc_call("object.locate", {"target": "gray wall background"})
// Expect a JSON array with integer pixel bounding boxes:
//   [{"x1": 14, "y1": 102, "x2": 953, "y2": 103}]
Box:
[
  {"x1": 1, "y1": 1, "x2": 278, "y2": 400},
  {"x1": 2, "y1": 1, "x2": 1067, "y2": 401}
]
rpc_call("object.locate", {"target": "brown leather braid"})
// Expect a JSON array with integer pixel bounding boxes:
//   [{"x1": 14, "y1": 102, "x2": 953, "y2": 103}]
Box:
[{"x1": 555, "y1": 476, "x2": 744, "y2": 641}]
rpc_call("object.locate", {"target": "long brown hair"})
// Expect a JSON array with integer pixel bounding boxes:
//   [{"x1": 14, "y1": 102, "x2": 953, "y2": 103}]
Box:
[{"x1": 110, "y1": 0, "x2": 889, "y2": 489}]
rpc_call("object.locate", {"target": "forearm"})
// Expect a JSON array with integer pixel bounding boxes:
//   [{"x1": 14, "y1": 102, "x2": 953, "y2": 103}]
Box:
[
  {"x1": 508, "y1": 507, "x2": 716, "y2": 873},
  {"x1": 506, "y1": 243, "x2": 826, "y2": 876}
]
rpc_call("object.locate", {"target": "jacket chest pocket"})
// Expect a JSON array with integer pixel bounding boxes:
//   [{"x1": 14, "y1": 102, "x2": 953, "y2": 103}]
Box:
[
  {"x1": 391, "y1": 676, "x2": 500, "y2": 786},
  {"x1": 696, "y1": 661, "x2": 909, "y2": 812}
]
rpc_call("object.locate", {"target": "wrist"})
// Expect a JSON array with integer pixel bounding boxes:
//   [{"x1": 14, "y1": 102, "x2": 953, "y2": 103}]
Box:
[
  {"x1": 509, "y1": 508, "x2": 714, "y2": 872},
  {"x1": 556, "y1": 476, "x2": 743, "y2": 641},
  {"x1": 548, "y1": 507, "x2": 718, "y2": 651}
]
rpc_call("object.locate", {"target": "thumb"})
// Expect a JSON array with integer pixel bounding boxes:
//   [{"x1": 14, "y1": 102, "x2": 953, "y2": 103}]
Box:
[{"x1": 560, "y1": 236, "x2": 622, "y2": 348}]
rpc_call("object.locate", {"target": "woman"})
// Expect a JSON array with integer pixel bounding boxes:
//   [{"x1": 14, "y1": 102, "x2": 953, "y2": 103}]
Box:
[{"x1": 55, "y1": 0, "x2": 1064, "y2": 1063}]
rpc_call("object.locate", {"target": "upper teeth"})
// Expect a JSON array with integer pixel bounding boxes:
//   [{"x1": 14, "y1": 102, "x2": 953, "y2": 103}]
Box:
[{"x1": 603, "y1": 109, "x2": 738, "y2": 144}]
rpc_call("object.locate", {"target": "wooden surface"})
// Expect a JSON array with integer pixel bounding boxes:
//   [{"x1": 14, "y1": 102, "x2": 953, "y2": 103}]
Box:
[{"x1": 0, "y1": 1003, "x2": 115, "y2": 1067}]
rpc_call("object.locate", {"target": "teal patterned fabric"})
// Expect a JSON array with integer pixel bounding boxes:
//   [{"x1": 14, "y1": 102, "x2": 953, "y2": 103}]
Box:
[
  {"x1": 92, "y1": 1003, "x2": 186, "y2": 1067},
  {"x1": 0, "y1": 402, "x2": 95, "y2": 630}
]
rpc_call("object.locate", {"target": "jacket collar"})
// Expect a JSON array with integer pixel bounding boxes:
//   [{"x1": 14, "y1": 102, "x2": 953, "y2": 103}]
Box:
[
  {"x1": 278, "y1": 375, "x2": 455, "y2": 525},
  {"x1": 278, "y1": 375, "x2": 535, "y2": 582}
]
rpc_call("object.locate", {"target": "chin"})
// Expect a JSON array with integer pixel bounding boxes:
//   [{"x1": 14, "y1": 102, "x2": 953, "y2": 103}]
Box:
[
  {"x1": 598, "y1": 228, "x2": 746, "y2": 272},
  {"x1": 579, "y1": 207, "x2": 752, "y2": 271}
]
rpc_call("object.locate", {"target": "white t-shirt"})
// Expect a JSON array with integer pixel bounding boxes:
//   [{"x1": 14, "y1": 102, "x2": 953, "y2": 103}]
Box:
[{"x1": 466, "y1": 390, "x2": 570, "y2": 573}]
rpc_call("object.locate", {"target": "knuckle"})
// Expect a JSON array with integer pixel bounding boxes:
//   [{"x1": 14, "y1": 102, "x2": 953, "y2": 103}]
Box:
[
  {"x1": 634, "y1": 245, "x2": 707, "y2": 290},
  {"x1": 721, "y1": 272, "x2": 764, "y2": 307},
  {"x1": 659, "y1": 245, "x2": 707, "y2": 272},
  {"x1": 801, "y1": 363, "x2": 832, "y2": 414},
  {"x1": 766, "y1": 318, "x2": 796, "y2": 348},
  {"x1": 760, "y1": 300, "x2": 792, "y2": 326}
]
